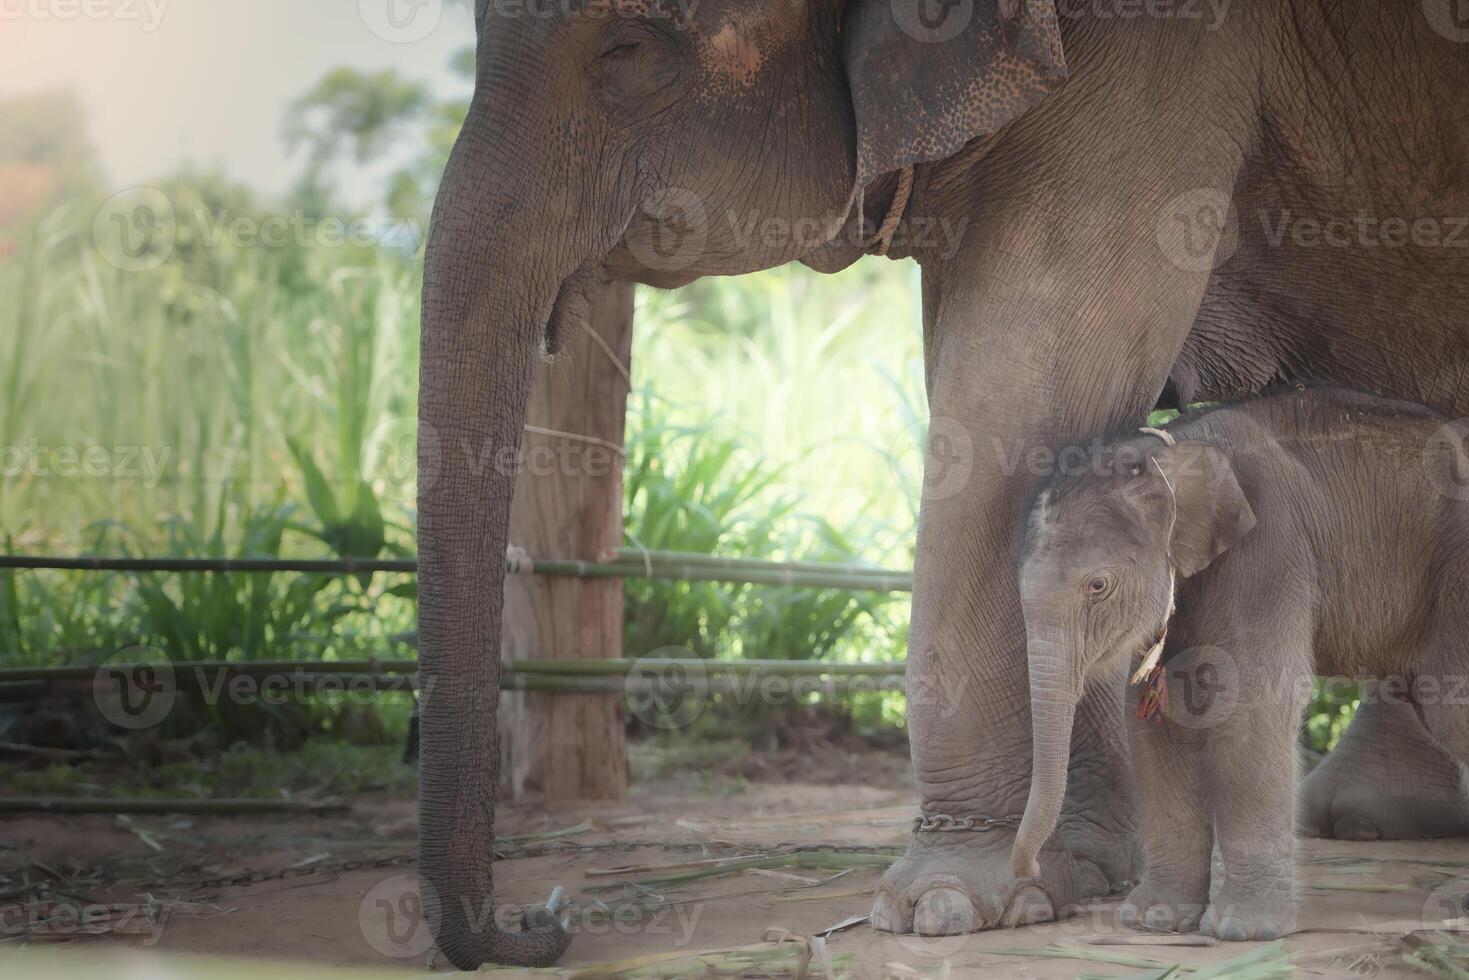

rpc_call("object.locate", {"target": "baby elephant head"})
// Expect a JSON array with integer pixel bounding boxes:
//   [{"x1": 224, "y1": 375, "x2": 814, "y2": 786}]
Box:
[{"x1": 1010, "y1": 436, "x2": 1257, "y2": 880}]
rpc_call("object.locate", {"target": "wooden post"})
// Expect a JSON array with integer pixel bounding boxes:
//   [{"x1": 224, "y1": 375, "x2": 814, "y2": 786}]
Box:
[{"x1": 499, "y1": 282, "x2": 633, "y2": 802}]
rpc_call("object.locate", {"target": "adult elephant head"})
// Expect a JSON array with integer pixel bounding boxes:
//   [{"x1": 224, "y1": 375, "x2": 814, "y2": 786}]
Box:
[{"x1": 416, "y1": 0, "x2": 1066, "y2": 968}]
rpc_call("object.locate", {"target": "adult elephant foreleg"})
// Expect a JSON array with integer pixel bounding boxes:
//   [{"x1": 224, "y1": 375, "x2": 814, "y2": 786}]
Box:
[
  {"x1": 873, "y1": 165, "x2": 1239, "y2": 935},
  {"x1": 1300, "y1": 687, "x2": 1469, "y2": 840}
]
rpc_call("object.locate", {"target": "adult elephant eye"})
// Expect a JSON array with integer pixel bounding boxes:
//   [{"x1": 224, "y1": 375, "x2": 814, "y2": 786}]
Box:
[
  {"x1": 592, "y1": 27, "x2": 684, "y2": 114},
  {"x1": 1087, "y1": 577, "x2": 1109, "y2": 598},
  {"x1": 597, "y1": 18, "x2": 672, "y2": 62},
  {"x1": 601, "y1": 41, "x2": 642, "y2": 59}
]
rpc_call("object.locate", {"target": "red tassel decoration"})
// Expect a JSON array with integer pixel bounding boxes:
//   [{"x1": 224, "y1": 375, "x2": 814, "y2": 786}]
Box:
[{"x1": 1136, "y1": 662, "x2": 1168, "y2": 725}]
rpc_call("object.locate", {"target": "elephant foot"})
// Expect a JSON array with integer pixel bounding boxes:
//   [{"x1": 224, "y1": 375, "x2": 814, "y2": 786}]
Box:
[
  {"x1": 872, "y1": 828, "x2": 1114, "y2": 936},
  {"x1": 1201, "y1": 883, "x2": 1296, "y2": 942},
  {"x1": 1299, "y1": 695, "x2": 1469, "y2": 840},
  {"x1": 1300, "y1": 753, "x2": 1469, "y2": 840},
  {"x1": 1120, "y1": 876, "x2": 1207, "y2": 933}
]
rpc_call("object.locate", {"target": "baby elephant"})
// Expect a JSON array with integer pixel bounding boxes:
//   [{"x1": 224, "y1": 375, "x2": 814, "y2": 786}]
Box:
[{"x1": 1008, "y1": 387, "x2": 1469, "y2": 941}]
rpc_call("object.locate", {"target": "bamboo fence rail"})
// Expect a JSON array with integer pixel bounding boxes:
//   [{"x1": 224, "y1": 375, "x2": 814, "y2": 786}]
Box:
[
  {"x1": 0, "y1": 658, "x2": 907, "y2": 696},
  {"x1": 0, "y1": 550, "x2": 914, "y2": 592},
  {"x1": 0, "y1": 553, "x2": 912, "y2": 697}
]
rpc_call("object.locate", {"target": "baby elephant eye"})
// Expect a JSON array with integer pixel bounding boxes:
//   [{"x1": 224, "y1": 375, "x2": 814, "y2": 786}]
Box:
[{"x1": 1087, "y1": 577, "x2": 1110, "y2": 597}]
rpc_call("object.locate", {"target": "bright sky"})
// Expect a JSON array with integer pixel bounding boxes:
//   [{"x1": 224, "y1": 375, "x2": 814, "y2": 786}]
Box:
[{"x1": 0, "y1": 0, "x2": 474, "y2": 206}]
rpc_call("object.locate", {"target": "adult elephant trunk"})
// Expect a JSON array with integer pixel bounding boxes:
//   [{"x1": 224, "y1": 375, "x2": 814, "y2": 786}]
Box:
[
  {"x1": 1012, "y1": 620, "x2": 1084, "y2": 881},
  {"x1": 415, "y1": 107, "x2": 577, "y2": 969}
]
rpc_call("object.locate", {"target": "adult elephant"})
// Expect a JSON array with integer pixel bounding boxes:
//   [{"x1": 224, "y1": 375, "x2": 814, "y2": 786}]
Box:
[{"x1": 416, "y1": 0, "x2": 1469, "y2": 967}]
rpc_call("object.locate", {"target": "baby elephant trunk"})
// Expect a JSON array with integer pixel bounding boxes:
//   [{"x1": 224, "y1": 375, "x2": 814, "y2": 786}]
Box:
[{"x1": 1012, "y1": 626, "x2": 1083, "y2": 880}]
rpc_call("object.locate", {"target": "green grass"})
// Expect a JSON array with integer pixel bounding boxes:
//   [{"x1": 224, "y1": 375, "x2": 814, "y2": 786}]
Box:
[
  {"x1": 620, "y1": 395, "x2": 902, "y2": 665},
  {"x1": 7, "y1": 741, "x2": 417, "y2": 799},
  {"x1": 632, "y1": 263, "x2": 925, "y2": 544}
]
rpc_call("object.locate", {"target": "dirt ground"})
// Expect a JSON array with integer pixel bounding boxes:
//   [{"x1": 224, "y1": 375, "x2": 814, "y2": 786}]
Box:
[{"x1": 2, "y1": 752, "x2": 1467, "y2": 978}]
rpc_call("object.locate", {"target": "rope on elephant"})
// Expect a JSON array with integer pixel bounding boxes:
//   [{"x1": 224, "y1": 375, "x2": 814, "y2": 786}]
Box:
[
  {"x1": 506, "y1": 545, "x2": 535, "y2": 574},
  {"x1": 1138, "y1": 426, "x2": 1176, "y2": 446},
  {"x1": 522, "y1": 423, "x2": 626, "y2": 455},
  {"x1": 578, "y1": 317, "x2": 632, "y2": 392},
  {"x1": 870, "y1": 165, "x2": 915, "y2": 257}
]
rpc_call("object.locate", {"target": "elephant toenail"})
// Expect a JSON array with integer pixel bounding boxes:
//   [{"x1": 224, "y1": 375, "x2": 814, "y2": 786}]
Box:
[
  {"x1": 913, "y1": 888, "x2": 977, "y2": 936},
  {"x1": 1216, "y1": 917, "x2": 1248, "y2": 942},
  {"x1": 1333, "y1": 813, "x2": 1381, "y2": 841},
  {"x1": 1000, "y1": 883, "x2": 1055, "y2": 928},
  {"x1": 870, "y1": 891, "x2": 904, "y2": 933},
  {"x1": 1142, "y1": 907, "x2": 1176, "y2": 931}
]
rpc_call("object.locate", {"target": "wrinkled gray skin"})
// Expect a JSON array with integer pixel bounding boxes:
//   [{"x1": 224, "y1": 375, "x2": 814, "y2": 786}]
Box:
[
  {"x1": 418, "y1": 0, "x2": 1469, "y2": 963},
  {"x1": 1011, "y1": 388, "x2": 1469, "y2": 941}
]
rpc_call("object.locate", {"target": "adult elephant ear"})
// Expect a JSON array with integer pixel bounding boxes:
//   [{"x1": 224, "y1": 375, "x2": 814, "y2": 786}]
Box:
[{"x1": 843, "y1": 0, "x2": 1068, "y2": 186}]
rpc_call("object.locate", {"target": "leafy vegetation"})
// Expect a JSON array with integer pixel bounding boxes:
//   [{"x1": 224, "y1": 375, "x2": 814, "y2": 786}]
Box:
[
  {"x1": 7, "y1": 741, "x2": 416, "y2": 800},
  {"x1": 1306, "y1": 680, "x2": 1361, "y2": 753}
]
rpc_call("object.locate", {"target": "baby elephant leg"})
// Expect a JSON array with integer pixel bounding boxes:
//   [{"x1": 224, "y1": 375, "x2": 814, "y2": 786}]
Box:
[
  {"x1": 1202, "y1": 651, "x2": 1308, "y2": 942},
  {"x1": 1409, "y1": 646, "x2": 1469, "y2": 789},
  {"x1": 1121, "y1": 699, "x2": 1212, "y2": 934}
]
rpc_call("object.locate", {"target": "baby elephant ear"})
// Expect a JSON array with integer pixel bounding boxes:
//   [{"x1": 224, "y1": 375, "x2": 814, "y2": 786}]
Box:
[
  {"x1": 843, "y1": 0, "x2": 1068, "y2": 187},
  {"x1": 1150, "y1": 442, "x2": 1258, "y2": 578}
]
